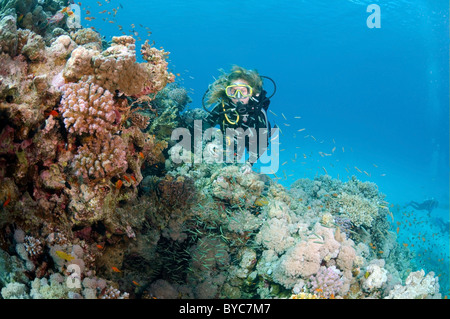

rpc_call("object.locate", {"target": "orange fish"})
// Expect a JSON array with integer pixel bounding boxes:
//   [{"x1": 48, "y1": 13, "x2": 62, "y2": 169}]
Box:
[
  {"x1": 132, "y1": 280, "x2": 140, "y2": 286},
  {"x1": 3, "y1": 194, "x2": 11, "y2": 207},
  {"x1": 112, "y1": 267, "x2": 121, "y2": 273},
  {"x1": 48, "y1": 110, "x2": 59, "y2": 117},
  {"x1": 403, "y1": 243, "x2": 408, "y2": 247},
  {"x1": 130, "y1": 175, "x2": 137, "y2": 183},
  {"x1": 123, "y1": 175, "x2": 130, "y2": 183},
  {"x1": 115, "y1": 179, "x2": 123, "y2": 190},
  {"x1": 138, "y1": 152, "x2": 145, "y2": 159},
  {"x1": 96, "y1": 244, "x2": 104, "y2": 250},
  {"x1": 396, "y1": 227, "x2": 399, "y2": 234}
]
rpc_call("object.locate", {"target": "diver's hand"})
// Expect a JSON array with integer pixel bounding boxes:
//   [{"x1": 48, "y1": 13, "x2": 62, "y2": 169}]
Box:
[{"x1": 240, "y1": 162, "x2": 253, "y2": 175}]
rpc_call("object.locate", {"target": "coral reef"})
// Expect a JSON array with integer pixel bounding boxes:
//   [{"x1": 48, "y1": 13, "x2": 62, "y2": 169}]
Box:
[{"x1": 0, "y1": 1, "x2": 444, "y2": 301}]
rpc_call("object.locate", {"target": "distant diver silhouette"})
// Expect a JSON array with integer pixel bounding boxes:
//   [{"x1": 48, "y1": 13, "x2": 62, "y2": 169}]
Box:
[
  {"x1": 405, "y1": 198, "x2": 439, "y2": 215},
  {"x1": 431, "y1": 217, "x2": 449, "y2": 234}
]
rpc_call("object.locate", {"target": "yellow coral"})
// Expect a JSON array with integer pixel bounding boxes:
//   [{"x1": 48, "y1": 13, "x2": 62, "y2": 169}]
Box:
[
  {"x1": 290, "y1": 292, "x2": 320, "y2": 299},
  {"x1": 254, "y1": 197, "x2": 269, "y2": 207}
]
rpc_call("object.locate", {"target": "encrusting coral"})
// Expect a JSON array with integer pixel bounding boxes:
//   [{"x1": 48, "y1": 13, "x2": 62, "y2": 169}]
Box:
[{"x1": 63, "y1": 35, "x2": 175, "y2": 98}]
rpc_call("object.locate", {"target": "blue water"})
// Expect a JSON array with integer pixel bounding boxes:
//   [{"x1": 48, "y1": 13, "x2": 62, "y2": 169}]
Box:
[{"x1": 80, "y1": 0, "x2": 449, "y2": 295}]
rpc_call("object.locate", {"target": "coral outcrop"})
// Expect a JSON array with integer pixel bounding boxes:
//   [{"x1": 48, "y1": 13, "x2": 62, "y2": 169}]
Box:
[{"x1": 0, "y1": 1, "x2": 444, "y2": 301}]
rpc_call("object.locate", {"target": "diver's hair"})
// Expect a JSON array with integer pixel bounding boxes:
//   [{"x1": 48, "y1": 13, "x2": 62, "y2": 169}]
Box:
[{"x1": 206, "y1": 65, "x2": 263, "y2": 106}]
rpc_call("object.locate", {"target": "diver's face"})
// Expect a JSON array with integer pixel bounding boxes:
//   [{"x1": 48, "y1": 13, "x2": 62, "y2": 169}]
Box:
[{"x1": 230, "y1": 79, "x2": 250, "y2": 105}]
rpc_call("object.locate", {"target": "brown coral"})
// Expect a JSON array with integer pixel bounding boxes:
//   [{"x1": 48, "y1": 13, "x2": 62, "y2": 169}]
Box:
[
  {"x1": 140, "y1": 40, "x2": 175, "y2": 95},
  {"x1": 72, "y1": 135, "x2": 127, "y2": 180},
  {"x1": 157, "y1": 175, "x2": 196, "y2": 210}
]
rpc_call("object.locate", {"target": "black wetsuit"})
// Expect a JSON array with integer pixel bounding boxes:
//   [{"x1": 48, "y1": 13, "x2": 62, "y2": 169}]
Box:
[{"x1": 204, "y1": 90, "x2": 272, "y2": 164}]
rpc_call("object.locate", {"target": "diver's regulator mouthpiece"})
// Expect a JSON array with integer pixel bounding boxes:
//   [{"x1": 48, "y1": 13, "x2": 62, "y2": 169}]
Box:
[{"x1": 234, "y1": 101, "x2": 248, "y2": 115}]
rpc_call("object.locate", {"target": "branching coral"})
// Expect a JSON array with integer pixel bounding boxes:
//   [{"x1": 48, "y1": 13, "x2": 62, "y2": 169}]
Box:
[
  {"x1": 338, "y1": 192, "x2": 379, "y2": 228},
  {"x1": 140, "y1": 39, "x2": 175, "y2": 94},
  {"x1": 23, "y1": 235, "x2": 44, "y2": 260},
  {"x1": 59, "y1": 79, "x2": 119, "y2": 137},
  {"x1": 72, "y1": 135, "x2": 127, "y2": 180}
]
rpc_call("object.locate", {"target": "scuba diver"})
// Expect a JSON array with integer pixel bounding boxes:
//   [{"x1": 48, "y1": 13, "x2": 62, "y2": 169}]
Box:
[
  {"x1": 202, "y1": 65, "x2": 276, "y2": 173},
  {"x1": 405, "y1": 198, "x2": 439, "y2": 216},
  {"x1": 431, "y1": 216, "x2": 450, "y2": 234}
]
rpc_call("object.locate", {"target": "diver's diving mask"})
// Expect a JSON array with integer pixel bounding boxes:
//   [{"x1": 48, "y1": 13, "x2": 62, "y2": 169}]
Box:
[{"x1": 225, "y1": 83, "x2": 253, "y2": 99}]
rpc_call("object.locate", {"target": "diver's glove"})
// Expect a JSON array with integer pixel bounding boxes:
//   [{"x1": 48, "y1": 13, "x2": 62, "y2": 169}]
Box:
[{"x1": 240, "y1": 161, "x2": 253, "y2": 175}]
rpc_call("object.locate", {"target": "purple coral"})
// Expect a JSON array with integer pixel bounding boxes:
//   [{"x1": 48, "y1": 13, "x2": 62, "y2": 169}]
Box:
[
  {"x1": 334, "y1": 216, "x2": 352, "y2": 237},
  {"x1": 309, "y1": 266, "x2": 343, "y2": 298}
]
